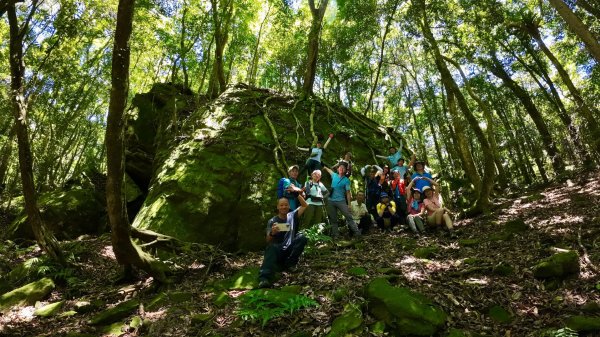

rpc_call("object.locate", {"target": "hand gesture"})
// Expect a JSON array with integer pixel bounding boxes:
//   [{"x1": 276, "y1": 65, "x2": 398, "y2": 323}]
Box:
[{"x1": 271, "y1": 224, "x2": 280, "y2": 236}]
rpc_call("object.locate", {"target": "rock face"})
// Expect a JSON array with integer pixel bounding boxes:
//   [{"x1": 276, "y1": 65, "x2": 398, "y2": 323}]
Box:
[
  {"x1": 6, "y1": 188, "x2": 106, "y2": 240},
  {"x1": 365, "y1": 278, "x2": 446, "y2": 335},
  {"x1": 128, "y1": 83, "x2": 404, "y2": 251}
]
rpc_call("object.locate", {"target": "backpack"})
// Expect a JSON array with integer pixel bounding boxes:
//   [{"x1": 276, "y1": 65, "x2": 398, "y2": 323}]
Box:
[
  {"x1": 305, "y1": 181, "x2": 323, "y2": 202},
  {"x1": 277, "y1": 178, "x2": 287, "y2": 199}
]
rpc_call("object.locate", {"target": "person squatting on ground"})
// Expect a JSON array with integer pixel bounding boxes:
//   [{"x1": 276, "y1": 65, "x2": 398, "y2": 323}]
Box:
[
  {"x1": 406, "y1": 178, "x2": 426, "y2": 235},
  {"x1": 422, "y1": 183, "x2": 455, "y2": 236},
  {"x1": 376, "y1": 192, "x2": 399, "y2": 232},
  {"x1": 302, "y1": 170, "x2": 329, "y2": 228},
  {"x1": 350, "y1": 192, "x2": 373, "y2": 234},
  {"x1": 361, "y1": 164, "x2": 382, "y2": 219},
  {"x1": 258, "y1": 196, "x2": 309, "y2": 288},
  {"x1": 323, "y1": 162, "x2": 362, "y2": 239},
  {"x1": 298, "y1": 134, "x2": 333, "y2": 178},
  {"x1": 279, "y1": 165, "x2": 303, "y2": 211}
]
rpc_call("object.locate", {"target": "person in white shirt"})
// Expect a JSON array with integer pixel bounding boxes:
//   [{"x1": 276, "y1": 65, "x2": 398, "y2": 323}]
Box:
[{"x1": 350, "y1": 192, "x2": 372, "y2": 234}]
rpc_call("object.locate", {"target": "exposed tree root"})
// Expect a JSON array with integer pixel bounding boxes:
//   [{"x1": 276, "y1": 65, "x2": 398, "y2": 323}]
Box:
[{"x1": 256, "y1": 97, "x2": 288, "y2": 176}]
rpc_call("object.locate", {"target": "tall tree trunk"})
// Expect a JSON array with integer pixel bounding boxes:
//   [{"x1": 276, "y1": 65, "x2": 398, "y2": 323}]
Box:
[
  {"x1": 547, "y1": 0, "x2": 600, "y2": 63},
  {"x1": 576, "y1": 0, "x2": 600, "y2": 20},
  {"x1": 207, "y1": 0, "x2": 233, "y2": 98},
  {"x1": 7, "y1": 1, "x2": 64, "y2": 262},
  {"x1": 248, "y1": 3, "x2": 271, "y2": 86},
  {"x1": 487, "y1": 54, "x2": 565, "y2": 174},
  {"x1": 198, "y1": 35, "x2": 214, "y2": 94},
  {"x1": 364, "y1": 0, "x2": 400, "y2": 114},
  {"x1": 512, "y1": 41, "x2": 592, "y2": 164},
  {"x1": 419, "y1": 1, "x2": 495, "y2": 212},
  {"x1": 106, "y1": 0, "x2": 167, "y2": 282},
  {"x1": 496, "y1": 104, "x2": 534, "y2": 184},
  {"x1": 523, "y1": 21, "x2": 600, "y2": 157},
  {"x1": 443, "y1": 56, "x2": 508, "y2": 187},
  {"x1": 448, "y1": 90, "x2": 482, "y2": 190},
  {"x1": 302, "y1": 0, "x2": 329, "y2": 96},
  {"x1": 0, "y1": 125, "x2": 16, "y2": 188}
]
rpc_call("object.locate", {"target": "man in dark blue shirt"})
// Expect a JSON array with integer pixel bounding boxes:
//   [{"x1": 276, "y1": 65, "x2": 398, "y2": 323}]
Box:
[{"x1": 258, "y1": 195, "x2": 308, "y2": 288}]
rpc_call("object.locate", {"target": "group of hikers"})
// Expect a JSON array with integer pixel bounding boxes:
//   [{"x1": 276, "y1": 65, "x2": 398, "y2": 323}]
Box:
[{"x1": 258, "y1": 135, "x2": 456, "y2": 288}]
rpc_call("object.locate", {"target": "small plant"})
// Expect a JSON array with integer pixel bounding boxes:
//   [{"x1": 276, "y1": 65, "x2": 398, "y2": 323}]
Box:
[
  {"x1": 539, "y1": 327, "x2": 578, "y2": 337},
  {"x1": 237, "y1": 289, "x2": 319, "y2": 326},
  {"x1": 302, "y1": 223, "x2": 332, "y2": 253}
]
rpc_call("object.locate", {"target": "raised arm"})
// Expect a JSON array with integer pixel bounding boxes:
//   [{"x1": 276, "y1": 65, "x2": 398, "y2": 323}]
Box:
[
  {"x1": 297, "y1": 147, "x2": 310, "y2": 152},
  {"x1": 375, "y1": 154, "x2": 387, "y2": 159},
  {"x1": 407, "y1": 153, "x2": 416, "y2": 169},
  {"x1": 322, "y1": 165, "x2": 334, "y2": 175},
  {"x1": 297, "y1": 194, "x2": 308, "y2": 217},
  {"x1": 322, "y1": 134, "x2": 334, "y2": 149}
]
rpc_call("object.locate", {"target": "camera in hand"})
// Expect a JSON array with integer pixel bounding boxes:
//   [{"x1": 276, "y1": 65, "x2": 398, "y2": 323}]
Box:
[{"x1": 276, "y1": 223, "x2": 291, "y2": 231}]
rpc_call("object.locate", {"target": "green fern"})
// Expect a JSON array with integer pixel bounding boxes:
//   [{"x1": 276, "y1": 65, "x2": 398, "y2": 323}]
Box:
[
  {"x1": 237, "y1": 290, "x2": 319, "y2": 326},
  {"x1": 553, "y1": 327, "x2": 578, "y2": 337}
]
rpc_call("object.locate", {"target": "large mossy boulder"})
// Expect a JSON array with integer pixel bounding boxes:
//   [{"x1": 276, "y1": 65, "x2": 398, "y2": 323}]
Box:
[
  {"x1": 6, "y1": 187, "x2": 106, "y2": 240},
  {"x1": 532, "y1": 251, "x2": 580, "y2": 279},
  {"x1": 129, "y1": 83, "x2": 404, "y2": 251},
  {"x1": 0, "y1": 277, "x2": 55, "y2": 311},
  {"x1": 365, "y1": 278, "x2": 446, "y2": 336}
]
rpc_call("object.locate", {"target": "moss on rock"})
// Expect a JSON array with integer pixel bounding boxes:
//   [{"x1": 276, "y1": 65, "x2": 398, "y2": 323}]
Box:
[
  {"x1": 326, "y1": 304, "x2": 363, "y2": 337},
  {"x1": 504, "y1": 218, "x2": 528, "y2": 234},
  {"x1": 566, "y1": 315, "x2": 600, "y2": 331},
  {"x1": 0, "y1": 277, "x2": 55, "y2": 311},
  {"x1": 532, "y1": 251, "x2": 579, "y2": 279},
  {"x1": 34, "y1": 301, "x2": 64, "y2": 317},
  {"x1": 487, "y1": 305, "x2": 512, "y2": 323},
  {"x1": 365, "y1": 278, "x2": 446, "y2": 336},
  {"x1": 89, "y1": 299, "x2": 140, "y2": 326},
  {"x1": 414, "y1": 246, "x2": 439, "y2": 259},
  {"x1": 8, "y1": 188, "x2": 106, "y2": 240},
  {"x1": 129, "y1": 84, "x2": 404, "y2": 251}
]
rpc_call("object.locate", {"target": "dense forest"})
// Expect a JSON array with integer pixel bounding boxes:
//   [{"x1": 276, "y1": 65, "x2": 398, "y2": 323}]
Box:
[{"x1": 1, "y1": 0, "x2": 600, "y2": 336}]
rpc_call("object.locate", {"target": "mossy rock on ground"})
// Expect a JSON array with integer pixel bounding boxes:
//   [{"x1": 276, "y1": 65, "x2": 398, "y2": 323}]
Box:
[
  {"x1": 0, "y1": 277, "x2": 55, "y2": 311},
  {"x1": 566, "y1": 315, "x2": 600, "y2": 332},
  {"x1": 491, "y1": 263, "x2": 514, "y2": 276},
  {"x1": 414, "y1": 246, "x2": 439, "y2": 259},
  {"x1": 7, "y1": 188, "x2": 106, "y2": 240},
  {"x1": 34, "y1": 301, "x2": 64, "y2": 317},
  {"x1": 458, "y1": 239, "x2": 480, "y2": 247},
  {"x1": 487, "y1": 305, "x2": 512, "y2": 323},
  {"x1": 532, "y1": 251, "x2": 580, "y2": 279},
  {"x1": 347, "y1": 267, "x2": 368, "y2": 276},
  {"x1": 89, "y1": 299, "x2": 140, "y2": 326},
  {"x1": 326, "y1": 304, "x2": 363, "y2": 337},
  {"x1": 365, "y1": 278, "x2": 446, "y2": 336},
  {"x1": 146, "y1": 291, "x2": 194, "y2": 311},
  {"x1": 504, "y1": 218, "x2": 528, "y2": 234},
  {"x1": 129, "y1": 83, "x2": 405, "y2": 251}
]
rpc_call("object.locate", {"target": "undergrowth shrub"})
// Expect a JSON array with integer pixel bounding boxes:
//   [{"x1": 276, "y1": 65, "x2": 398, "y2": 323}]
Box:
[{"x1": 237, "y1": 289, "x2": 319, "y2": 326}]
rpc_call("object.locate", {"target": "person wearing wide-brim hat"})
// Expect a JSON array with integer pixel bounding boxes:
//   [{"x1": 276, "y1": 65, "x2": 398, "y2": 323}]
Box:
[
  {"x1": 376, "y1": 192, "x2": 398, "y2": 233},
  {"x1": 421, "y1": 184, "x2": 455, "y2": 237},
  {"x1": 411, "y1": 160, "x2": 433, "y2": 193}
]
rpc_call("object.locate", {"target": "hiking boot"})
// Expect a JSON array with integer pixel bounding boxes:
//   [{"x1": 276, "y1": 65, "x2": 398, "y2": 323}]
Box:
[{"x1": 258, "y1": 279, "x2": 272, "y2": 289}]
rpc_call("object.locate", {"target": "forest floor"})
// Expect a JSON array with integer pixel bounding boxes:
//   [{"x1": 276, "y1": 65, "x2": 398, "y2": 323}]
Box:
[{"x1": 1, "y1": 170, "x2": 600, "y2": 337}]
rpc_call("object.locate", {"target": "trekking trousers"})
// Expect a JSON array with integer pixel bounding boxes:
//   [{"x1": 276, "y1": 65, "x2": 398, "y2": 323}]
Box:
[{"x1": 326, "y1": 200, "x2": 361, "y2": 238}]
